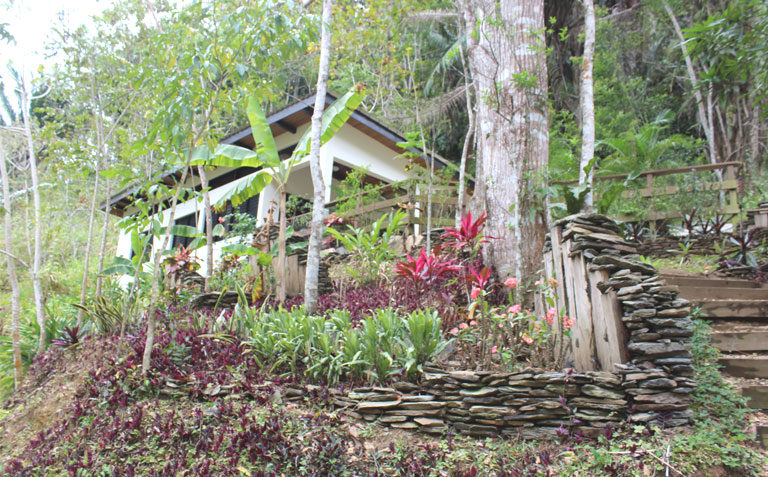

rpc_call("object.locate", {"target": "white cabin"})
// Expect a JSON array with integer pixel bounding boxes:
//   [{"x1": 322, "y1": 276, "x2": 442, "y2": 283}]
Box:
[{"x1": 106, "y1": 92, "x2": 453, "y2": 274}]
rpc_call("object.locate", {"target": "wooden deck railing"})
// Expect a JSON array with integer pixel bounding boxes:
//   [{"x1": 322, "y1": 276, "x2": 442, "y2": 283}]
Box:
[
  {"x1": 287, "y1": 184, "x2": 465, "y2": 231},
  {"x1": 552, "y1": 161, "x2": 743, "y2": 221}
]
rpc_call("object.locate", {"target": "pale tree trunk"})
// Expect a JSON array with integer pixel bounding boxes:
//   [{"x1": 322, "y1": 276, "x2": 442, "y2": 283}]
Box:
[
  {"x1": 198, "y1": 165, "x2": 213, "y2": 291},
  {"x1": 579, "y1": 0, "x2": 596, "y2": 212},
  {"x1": 456, "y1": 36, "x2": 474, "y2": 226},
  {"x1": 459, "y1": 0, "x2": 549, "y2": 282},
  {"x1": 749, "y1": 101, "x2": 762, "y2": 173},
  {"x1": 20, "y1": 78, "x2": 46, "y2": 354},
  {"x1": 304, "y1": 0, "x2": 333, "y2": 314},
  {"x1": 408, "y1": 55, "x2": 433, "y2": 251},
  {"x1": 276, "y1": 186, "x2": 287, "y2": 303},
  {"x1": 78, "y1": 79, "x2": 104, "y2": 326},
  {"x1": 95, "y1": 178, "x2": 112, "y2": 297},
  {"x1": 142, "y1": 163, "x2": 191, "y2": 373},
  {"x1": 664, "y1": 1, "x2": 718, "y2": 165},
  {"x1": 1, "y1": 134, "x2": 22, "y2": 390}
]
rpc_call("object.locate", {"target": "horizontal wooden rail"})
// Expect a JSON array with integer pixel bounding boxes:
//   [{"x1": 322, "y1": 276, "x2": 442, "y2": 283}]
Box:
[{"x1": 552, "y1": 161, "x2": 743, "y2": 186}]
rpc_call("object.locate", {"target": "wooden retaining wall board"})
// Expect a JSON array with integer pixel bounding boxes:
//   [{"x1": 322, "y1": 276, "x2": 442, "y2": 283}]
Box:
[
  {"x1": 661, "y1": 276, "x2": 763, "y2": 289},
  {"x1": 675, "y1": 287, "x2": 768, "y2": 302},
  {"x1": 561, "y1": 238, "x2": 596, "y2": 371},
  {"x1": 710, "y1": 331, "x2": 768, "y2": 352},
  {"x1": 588, "y1": 269, "x2": 629, "y2": 371},
  {"x1": 699, "y1": 300, "x2": 768, "y2": 318},
  {"x1": 742, "y1": 386, "x2": 768, "y2": 410},
  {"x1": 544, "y1": 221, "x2": 630, "y2": 372},
  {"x1": 718, "y1": 358, "x2": 768, "y2": 378}
]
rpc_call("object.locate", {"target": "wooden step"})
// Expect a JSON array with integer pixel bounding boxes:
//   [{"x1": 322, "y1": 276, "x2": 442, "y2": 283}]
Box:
[
  {"x1": 676, "y1": 287, "x2": 768, "y2": 302},
  {"x1": 757, "y1": 426, "x2": 768, "y2": 448},
  {"x1": 742, "y1": 386, "x2": 768, "y2": 409},
  {"x1": 661, "y1": 274, "x2": 763, "y2": 289},
  {"x1": 719, "y1": 357, "x2": 768, "y2": 378},
  {"x1": 711, "y1": 331, "x2": 768, "y2": 352},
  {"x1": 699, "y1": 300, "x2": 768, "y2": 318}
]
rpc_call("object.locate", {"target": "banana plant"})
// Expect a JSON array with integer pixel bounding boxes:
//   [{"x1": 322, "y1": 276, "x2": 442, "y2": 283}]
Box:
[{"x1": 189, "y1": 88, "x2": 363, "y2": 302}]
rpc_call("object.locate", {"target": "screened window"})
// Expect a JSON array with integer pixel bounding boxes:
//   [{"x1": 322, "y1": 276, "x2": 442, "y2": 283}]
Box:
[{"x1": 172, "y1": 213, "x2": 198, "y2": 250}]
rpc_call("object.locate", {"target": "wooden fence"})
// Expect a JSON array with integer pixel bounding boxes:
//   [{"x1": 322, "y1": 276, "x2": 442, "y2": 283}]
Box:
[{"x1": 553, "y1": 161, "x2": 742, "y2": 222}]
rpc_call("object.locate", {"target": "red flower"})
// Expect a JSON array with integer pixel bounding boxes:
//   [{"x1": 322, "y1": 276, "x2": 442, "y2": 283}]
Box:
[
  {"x1": 218, "y1": 217, "x2": 226, "y2": 224},
  {"x1": 471, "y1": 287, "x2": 482, "y2": 300},
  {"x1": 505, "y1": 277, "x2": 518, "y2": 288}
]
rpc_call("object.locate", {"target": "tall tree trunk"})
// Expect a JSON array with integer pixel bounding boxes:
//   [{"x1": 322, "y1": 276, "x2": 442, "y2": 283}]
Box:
[
  {"x1": 664, "y1": 1, "x2": 718, "y2": 165},
  {"x1": 95, "y1": 178, "x2": 112, "y2": 296},
  {"x1": 78, "y1": 79, "x2": 104, "y2": 326},
  {"x1": 198, "y1": 165, "x2": 213, "y2": 291},
  {"x1": 459, "y1": 0, "x2": 549, "y2": 282},
  {"x1": 749, "y1": 100, "x2": 761, "y2": 173},
  {"x1": 1, "y1": 134, "x2": 22, "y2": 390},
  {"x1": 304, "y1": 0, "x2": 333, "y2": 314},
  {"x1": 579, "y1": 0, "x2": 596, "y2": 212},
  {"x1": 20, "y1": 78, "x2": 46, "y2": 354},
  {"x1": 276, "y1": 186, "x2": 287, "y2": 303},
  {"x1": 456, "y1": 37, "x2": 474, "y2": 226}
]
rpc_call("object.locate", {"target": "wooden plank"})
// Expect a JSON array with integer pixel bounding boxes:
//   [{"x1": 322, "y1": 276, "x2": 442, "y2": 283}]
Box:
[
  {"x1": 711, "y1": 332, "x2": 768, "y2": 352},
  {"x1": 284, "y1": 255, "x2": 305, "y2": 297},
  {"x1": 742, "y1": 385, "x2": 768, "y2": 410},
  {"x1": 675, "y1": 287, "x2": 768, "y2": 301},
  {"x1": 660, "y1": 275, "x2": 763, "y2": 289},
  {"x1": 756, "y1": 426, "x2": 768, "y2": 448},
  {"x1": 699, "y1": 300, "x2": 768, "y2": 318},
  {"x1": 620, "y1": 179, "x2": 738, "y2": 199},
  {"x1": 588, "y1": 269, "x2": 630, "y2": 371},
  {"x1": 562, "y1": 238, "x2": 596, "y2": 371},
  {"x1": 550, "y1": 228, "x2": 570, "y2": 365},
  {"x1": 550, "y1": 227, "x2": 568, "y2": 321},
  {"x1": 719, "y1": 357, "x2": 768, "y2": 378},
  {"x1": 339, "y1": 194, "x2": 410, "y2": 217}
]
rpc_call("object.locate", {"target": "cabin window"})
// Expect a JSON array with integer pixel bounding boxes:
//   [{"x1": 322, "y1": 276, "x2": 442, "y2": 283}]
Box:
[
  {"x1": 172, "y1": 213, "x2": 198, "y2": 250},
  {"x1": 210, "y1": 195, "x2": 260, "y2": 242}
]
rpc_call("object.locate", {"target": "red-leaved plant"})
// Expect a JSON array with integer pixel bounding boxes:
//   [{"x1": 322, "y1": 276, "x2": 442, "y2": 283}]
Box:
[
  {"x1": 395, "y1": 248, "x2": 463, "y2": 288},
  {"x1": 440, "y1": 211, "x2": 489, "y2": 254}
]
